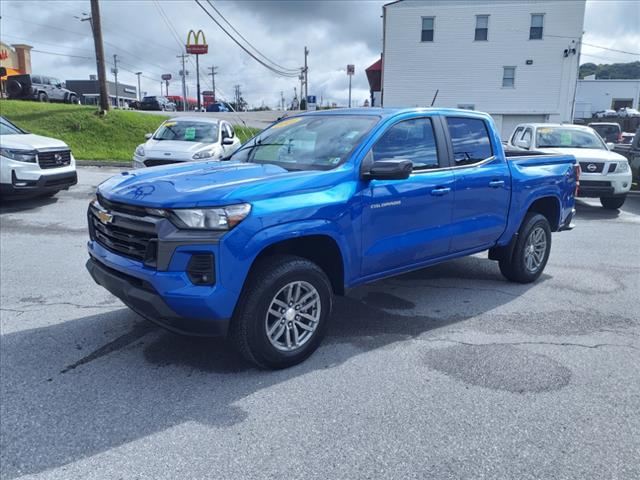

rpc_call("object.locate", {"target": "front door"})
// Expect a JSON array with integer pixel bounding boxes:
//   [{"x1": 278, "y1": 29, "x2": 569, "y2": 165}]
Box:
[
  {"x1": 445, "y1": 116, "x2": 510, "y2": 252},
  {"x1": 360, "y1": 116, "x2": 455, "y2": 277}
]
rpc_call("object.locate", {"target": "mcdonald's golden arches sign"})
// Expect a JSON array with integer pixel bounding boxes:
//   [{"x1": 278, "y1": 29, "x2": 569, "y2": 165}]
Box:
[{"x1": 186, "y1": 30, "x2": 208, "y2": 55}]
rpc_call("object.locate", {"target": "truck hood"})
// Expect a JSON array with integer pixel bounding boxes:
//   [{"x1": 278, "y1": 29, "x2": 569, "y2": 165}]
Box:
[
  {"x1": 98, "y1": 160, "x2": 334, "y2": 208},
  {"x1": 536, "y1": 147, "x2": 627, "y2": 162},
  {"x1": 142, "y1": 139, "x2": 220, "y2": 161},
  {"x1": 1, "y1": 133, "x2": 69, "y2": 150}
]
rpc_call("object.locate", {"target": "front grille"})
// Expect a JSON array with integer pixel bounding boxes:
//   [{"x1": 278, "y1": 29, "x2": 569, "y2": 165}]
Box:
[
  {"x1": 579, "y1": 162, "x2": 604, "y2": 173},
  {"x1": 580, "y1": 180, "x2": 611, "y2": 187},
  {"x1": 144, "y1": 159, "x2": 181, "y2": 167},
  {"x1": 38, "y1": 150, "x2": 71, "y2": 169},
  {"x1": 90, "y1": 200, "x2": 158, "y2": 264}
]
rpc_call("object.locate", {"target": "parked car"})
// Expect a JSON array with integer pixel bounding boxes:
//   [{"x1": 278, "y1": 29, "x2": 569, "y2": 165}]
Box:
[
  {"x1": 139, "y1": 96, "x2": 176, "y2": 111},
  {"x1": 619, "y1": 132, "x2": 635, "y2": 145},
  {"x1": 129, "y1": 100, "x2": 141, "y2": 110},
  {"x1": 0, "y1": 116, "x2": 77, "y2": 198},
  {"x1": 206, "y1": 102, "x2": 231, "y2": 112},
  {"x1": 132, "y1": 117, "x2": 242, "y2": 168},
  {"x1": 5, "y1": 74, "x2": 80, "y2": 104},
  {"x1": 594, "y1": 109, "x2": 617, "y2": 118},
  {"x1": 87, "y1": 108, "x2": 578, "y2": 368},
  {"x1": 588, "y1": 122, "x2": 622, "y2": 143},
  {"x1": 509, "y1": 123, "x2": 631, "y2": 209},
  {"x1": 618, "y1": 107, "x2": 640, "y2": 118},
  {"x1": 613, "y1": 126, "x2": 640, "y2": 182}
]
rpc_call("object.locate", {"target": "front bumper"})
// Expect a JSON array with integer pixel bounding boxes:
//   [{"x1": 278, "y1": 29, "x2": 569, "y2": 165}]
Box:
[
  {"x1": 578, "y1": 171, "x2": 632, "y2": 198},
  {"x1": 0, "y1": 170, "x2": 77, "y2": 197}
]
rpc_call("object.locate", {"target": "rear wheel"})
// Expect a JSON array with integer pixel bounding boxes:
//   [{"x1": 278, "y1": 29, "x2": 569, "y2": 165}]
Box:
[
  {"x1": 600, "y1": 196, "x2": 626, "y2": 210},
  {"x1": 499, "y1": 213, "x2": 551, "y2": 284},
  {"x1": 230, "y1": 255, "x2": 332, "y2": 369}
]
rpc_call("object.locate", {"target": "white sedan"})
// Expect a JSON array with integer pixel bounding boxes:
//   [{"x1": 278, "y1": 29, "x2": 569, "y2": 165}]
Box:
[
  {"x1": 618, "y1": 107, "x2": 640, "y2": 118},
  {"x1": 133, "y1": 117, "x2": 242, "y2": 168}
]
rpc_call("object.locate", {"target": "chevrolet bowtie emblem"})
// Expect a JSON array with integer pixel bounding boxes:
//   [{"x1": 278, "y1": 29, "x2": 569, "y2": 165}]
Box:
[{"x1": 97, "y1": 211, "x2": 114, "y2": 224}]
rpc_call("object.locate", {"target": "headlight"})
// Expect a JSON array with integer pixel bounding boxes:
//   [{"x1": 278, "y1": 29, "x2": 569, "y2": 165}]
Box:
[
  {"x1": 193, "y1": 150, "x2": 214, "y2": 160},
  {"x1": 135, "y1": 145, "x2": 145, "y2": 157},
  {"x1": 615, "y1": 161, "x2": 630, "y2": 173},
  {"x1": 169, "y1": 204, "x2": 251, "y2": 230},
  {"x1": 1, "y1": 148, "x2": 37, "y2": 163}
]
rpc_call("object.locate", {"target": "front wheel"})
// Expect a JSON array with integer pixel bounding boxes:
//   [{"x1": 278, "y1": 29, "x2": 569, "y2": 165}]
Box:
[
  {"x1": 499, "y1": 213, "x2": 551, "y2": 284},
  {"x1": 38, "y1": 92, "x2": 48, "y2": 102},
  {"x1": 230, "y1": 255, "x2": 332, "y2": 369},
  {"x1": 600, "y1": 196, "x2": 626, "y2": 210}
]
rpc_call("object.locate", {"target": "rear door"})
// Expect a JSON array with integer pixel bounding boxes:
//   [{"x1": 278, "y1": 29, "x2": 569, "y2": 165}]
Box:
[
  {"x1": 360, "y1": 116, "x2": 455, "y2": 276},
  {"x1": 446, "y1": 116, "x2": 510, "y2": 252}
]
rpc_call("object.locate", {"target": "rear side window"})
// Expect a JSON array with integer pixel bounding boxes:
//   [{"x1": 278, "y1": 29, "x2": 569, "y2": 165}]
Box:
[
  {"x1": 373, "y1": 117, "x2": 439, "y2": 170},
  {"x1": 446, "y1": 117, "x2": 493, "y2": 165},
  {"x1": 511, "y1": 126, "x2": 524, "y2": 144},
  {"x1": 31, "y1": 75, "x2": 42, "y2": 84}
]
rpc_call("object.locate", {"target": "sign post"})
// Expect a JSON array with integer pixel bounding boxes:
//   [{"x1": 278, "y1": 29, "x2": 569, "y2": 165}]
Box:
[
  {"x1": 347, "y1": 64, "x2": 355, "y2": 108},
  {"x1": 186, "y1": 30, "x2": 208, "y2": 111},
  {"x1": 161, "y1": 73, "x2": 172, "y2": 96}
]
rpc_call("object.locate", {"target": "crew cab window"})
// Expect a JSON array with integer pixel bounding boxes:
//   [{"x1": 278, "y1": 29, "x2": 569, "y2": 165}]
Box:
[
  {"x1": 373, "y1": 118, "x2": 439, "y2": 170},
  {"x1": 511, "y1": 126, "x2": 524, "y2": 144},
  {"x1": 521, "y1": 129, "x2": 532, "y2": 147},
  {"x1": 31, "y1": 76, "x2": 42, "y2": 84},
  {"x1": 446, "y1": 117, "x2": 493, "y2": 165}
]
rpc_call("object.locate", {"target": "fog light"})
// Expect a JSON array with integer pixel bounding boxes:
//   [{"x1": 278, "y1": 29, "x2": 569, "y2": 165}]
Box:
[
  {"x1": 623, "y1": 183, "x2": 628, "y2": 188},
  {"x1": 187, "y1": 253, "x2": 215, "y2": 286}
]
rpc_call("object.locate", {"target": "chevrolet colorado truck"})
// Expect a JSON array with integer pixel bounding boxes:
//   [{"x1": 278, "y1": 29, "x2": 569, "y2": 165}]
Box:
[{"x1": 86, "y1": 108, "x2": 578, "y2": 368}]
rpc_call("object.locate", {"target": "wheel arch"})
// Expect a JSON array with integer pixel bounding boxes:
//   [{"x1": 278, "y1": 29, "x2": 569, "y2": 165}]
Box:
[{"x1": 526, "y1": 195, "x2": 561, "y2": 231}]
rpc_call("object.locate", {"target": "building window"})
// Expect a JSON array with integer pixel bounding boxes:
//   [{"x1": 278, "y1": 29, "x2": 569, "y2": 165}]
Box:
[
  {"x1": 502, "y1": 66, "x2": 516, "y2": 88},
  {"x1": 421, "y1": 17, "x2": 434, "y2": 42},
  {"x1": 530, "y1": 14, "x2": 544, "y2": 40},
  {"x1": 475, "y1": 15, "x2": 489, "y2": 41}
]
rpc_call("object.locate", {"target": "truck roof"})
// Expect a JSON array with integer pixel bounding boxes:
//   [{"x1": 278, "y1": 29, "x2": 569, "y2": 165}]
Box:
[{"x1": 296, "y1": 107, "x2": 492, "y2": 120}]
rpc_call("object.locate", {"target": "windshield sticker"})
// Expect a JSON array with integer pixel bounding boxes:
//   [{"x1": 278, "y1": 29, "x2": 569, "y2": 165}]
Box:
[
  {"x1": 560, "y1": 132, "x2": 572, "y2": 145},
  {"x1": 163, "y1": 121, "x2": 177, "y2": 127},
  {"x1": 184, "y1": 127, "x2": 196, "y2": 140},
  {"x1": 538, "y1": 128, "x2": 552, "y2": 134},
  {"x1": 272, "y1": 118, "x2": 302, "y2": 129}
]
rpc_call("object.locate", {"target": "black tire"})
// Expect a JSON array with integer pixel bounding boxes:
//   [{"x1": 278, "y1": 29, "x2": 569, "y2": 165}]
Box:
[
  {"x1": 499, "y1": 213, "x2": 551, "y2": 284},
  {"x1": 600, "y1": 196, "x2": 626, "y2": 210},
  {"x1": 6, "y1": 79, "x2": 23, "y2": 97},
  {"x1": 68, "y1": 94, "x2": 78, "y2": 105},
  {"x1": 229, "y1": 254, "x2": 333, "y2": 369},
  {"x1": 38, "y1": 92, "x2": 48, "y2": 102}
]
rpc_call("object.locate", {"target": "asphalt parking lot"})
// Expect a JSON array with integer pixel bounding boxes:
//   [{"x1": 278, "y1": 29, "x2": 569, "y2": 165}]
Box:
[{"x1": 1, "y1": 167, "x2": 639, "y2": 480}]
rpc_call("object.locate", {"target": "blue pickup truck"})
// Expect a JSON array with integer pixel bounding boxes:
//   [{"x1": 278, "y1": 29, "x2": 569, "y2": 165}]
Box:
[{"x1": 87, "y1": 108, "x2": 578, "y2": 368}]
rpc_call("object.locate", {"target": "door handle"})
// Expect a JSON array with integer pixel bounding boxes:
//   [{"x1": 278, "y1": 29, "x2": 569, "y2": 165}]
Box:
[
  {"x1": 430, "y1": 186, "x2": 451, "y2": 196},
  {"x1": 489, "y1": 180, "x2": 505, "y2": 188}
]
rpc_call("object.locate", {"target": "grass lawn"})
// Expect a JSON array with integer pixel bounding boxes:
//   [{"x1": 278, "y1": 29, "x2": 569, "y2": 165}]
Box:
[{"x1": 0, "y1": 100, "x2": 259, "y2": 161}]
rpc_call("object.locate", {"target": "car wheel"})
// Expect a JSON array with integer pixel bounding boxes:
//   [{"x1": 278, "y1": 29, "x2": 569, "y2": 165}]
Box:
[
  {"x1": 230, "y1": 254, "x2": 333, "y2": 369},
  {"x1": 499, "y1": 213, "x2": 551, "y2": 284},
  {"x1": 38, "y1": 92, "x2": 48, "y2": 102},
  {"x1": 600, "y1": 196, "x2": 626, "y2": 210},
  {"x1": 68, "y1": 95, "x2": 79, "y2": 104}
]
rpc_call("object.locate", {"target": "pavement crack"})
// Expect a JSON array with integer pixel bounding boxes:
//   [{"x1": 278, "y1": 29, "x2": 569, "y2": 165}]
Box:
[{"x1": 424, "y1": 338, "x2": 639, "y2": 351}]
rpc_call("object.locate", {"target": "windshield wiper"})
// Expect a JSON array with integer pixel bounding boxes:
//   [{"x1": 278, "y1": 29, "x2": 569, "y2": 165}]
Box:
[{"x1": 223, "y1": 142, "x2": 287, "y2": 161}]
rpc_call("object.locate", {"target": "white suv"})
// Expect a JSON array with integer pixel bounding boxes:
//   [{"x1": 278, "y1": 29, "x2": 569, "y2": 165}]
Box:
[
  {"x1": 0, "y1": 116, "x2": 77, "y2": 198},
  {"x1": 508, "y1": 123, "x2": 632, "y2": 209}
]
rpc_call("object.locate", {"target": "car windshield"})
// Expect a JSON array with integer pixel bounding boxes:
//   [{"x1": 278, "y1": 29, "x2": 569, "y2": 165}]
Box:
[
  {"x1": 229, "y1": 115, "x2": 379, "y2": 171},
  {"x1": 536, "y1": 127, "x2": 605, "y2": 149},
  {"x1": 153, "y1": 121, "x2": 218, "y2": 143},
  {"x1": 0, "y1": 117, "x2": 25, "y2": 135}
]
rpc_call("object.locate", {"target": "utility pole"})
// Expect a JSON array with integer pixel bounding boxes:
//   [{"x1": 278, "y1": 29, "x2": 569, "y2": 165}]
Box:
[
  {"x1": 177, "y1": 53, "x2": 189, "y2": 111},
  {"x1": 299, "y1": 69, "x2": 304, "y2": 110},
  {"x1": 303, "y1": 46, "x2": 309, "y2": 107},
  {"x1": 208, "y1": 66, "x2": 218, "y2": 102},
  {"x1": 112, "y1": 54, "x2": 119, "y2": 108},
  {"x1": 89, "y1": 0, "x2": 109, "y2": 112},
  {"x1": 160, "y1": 81, "x2": 163, "y2": 95},
  {"x1": 195, "y1": 53, "x2": 201, "y2": 111},
  {"x1": 280, "y1": 91, "x2": 285, "y2": 111},
  {"x1": 135, "y1": 72, "x2": 142, "y2": 101}
]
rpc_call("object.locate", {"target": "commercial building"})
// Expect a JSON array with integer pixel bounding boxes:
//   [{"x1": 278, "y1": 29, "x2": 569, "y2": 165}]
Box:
[
  {"x1": 65, "y1": 78, "x2": 138, "y2": 108},
  {"x1": 380, "y1": 0, "x2": 586, "y2": 136},
  {"x1": 0, "y1": 42, "x2": 32, "y2": 94},
  {"x1": 574, "y1": 77, "x2": 640, "y2": 118}
]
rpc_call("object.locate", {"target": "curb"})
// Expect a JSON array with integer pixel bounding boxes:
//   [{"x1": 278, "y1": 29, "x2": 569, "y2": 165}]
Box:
[{"x1": 77, "y1": 160, "x2": 130, "y2": 168}]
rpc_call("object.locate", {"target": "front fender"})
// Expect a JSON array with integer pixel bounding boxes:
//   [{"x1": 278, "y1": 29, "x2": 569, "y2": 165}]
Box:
[{"x1": 219, "y1": 219, "x2": 353, "y2": 295}]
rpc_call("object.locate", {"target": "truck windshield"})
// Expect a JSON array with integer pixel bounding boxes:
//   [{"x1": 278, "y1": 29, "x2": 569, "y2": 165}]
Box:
[
  {"x1": 230, "y1": 115, "x2": 379, "y2": 171},
  {"x1": 153, "y1": 121, "x2": 218, "y2": 143},
  {"x1": 536, "y1": 127, "x2": 606, "y2": 149}
]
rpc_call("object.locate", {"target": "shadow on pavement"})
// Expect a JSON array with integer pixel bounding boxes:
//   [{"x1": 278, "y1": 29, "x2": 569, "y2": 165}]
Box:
[
  {"x1": 575, "y1": 195, "x2": 640, "y2": 219},
  {"x1": 0, "y1": 256, "x2": 541, "y2": 478},
  {"x1": 0, "y1": 194, "x2": 59, "y2": 214}
]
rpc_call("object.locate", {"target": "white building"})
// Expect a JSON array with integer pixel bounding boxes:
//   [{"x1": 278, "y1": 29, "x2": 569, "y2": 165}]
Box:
[
  {"x1": 574, "y1": 78, "x2": 640, "y2": 118},
  {"x1": 381, "y1": 0, "x2": 586, "y2": 136}
]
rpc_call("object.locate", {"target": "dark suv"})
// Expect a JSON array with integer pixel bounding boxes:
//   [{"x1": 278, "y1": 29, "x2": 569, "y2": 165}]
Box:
[
  {"x1": 588, "y1": 122, "x2": 622, "y2": 144},
  {"x1": 6, "y1": 74, "x2": 79, "y2": 104},
  {"x1": 140, "y1": 96, "x2": 176, "y2": 111}
]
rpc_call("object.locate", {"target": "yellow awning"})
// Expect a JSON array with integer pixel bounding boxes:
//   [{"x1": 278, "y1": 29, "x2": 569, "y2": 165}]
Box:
[{"x1": 1, "y1": 68, "x2": 21, "y2": 80}]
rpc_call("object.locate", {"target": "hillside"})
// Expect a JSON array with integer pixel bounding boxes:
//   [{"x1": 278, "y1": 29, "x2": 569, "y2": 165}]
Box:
[
  {"x1": 0, "y1": 100, "x2": 258, "y2": 161},
  {"x1": 579, "y1": 61, "x2": 640, "y2": 80}
]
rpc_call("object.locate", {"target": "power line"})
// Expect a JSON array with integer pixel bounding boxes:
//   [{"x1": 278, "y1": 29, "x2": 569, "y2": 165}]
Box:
[
  {"x1": 30, "y1": 49, "x2": 94, "y2": 60},
  {"x1": 195, "y1": 0, "x2": 299, "y2": 78},
  {"x1": 204, "y1": 0, "x2": 298, "y2": 74},
  {"x1": 581, "y1": 42, "x2": 640, "y2": 57}
]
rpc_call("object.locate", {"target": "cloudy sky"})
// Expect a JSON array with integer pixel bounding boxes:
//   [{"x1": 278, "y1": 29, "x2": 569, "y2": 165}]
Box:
[{"x1": 1, "y1": 0, "x2": 638, "y2": 108}]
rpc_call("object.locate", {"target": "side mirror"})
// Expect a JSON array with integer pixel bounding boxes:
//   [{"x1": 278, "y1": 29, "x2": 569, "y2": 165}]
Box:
[
  {"x1": 363, "y1": 159, "x2": 413, "y2": 180},
  {"x1": 606, "y1": 142, "x2": 615, "y2": 150},
  {"x1": 515, "y1": 139, "x2": 530, "y2": 149},
  {"x1": 222, "y1": 137, "x2": 234, "y2": 145},
  {"x1": 145, "y1": 133, "x2": 153, "y2": 140}
]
